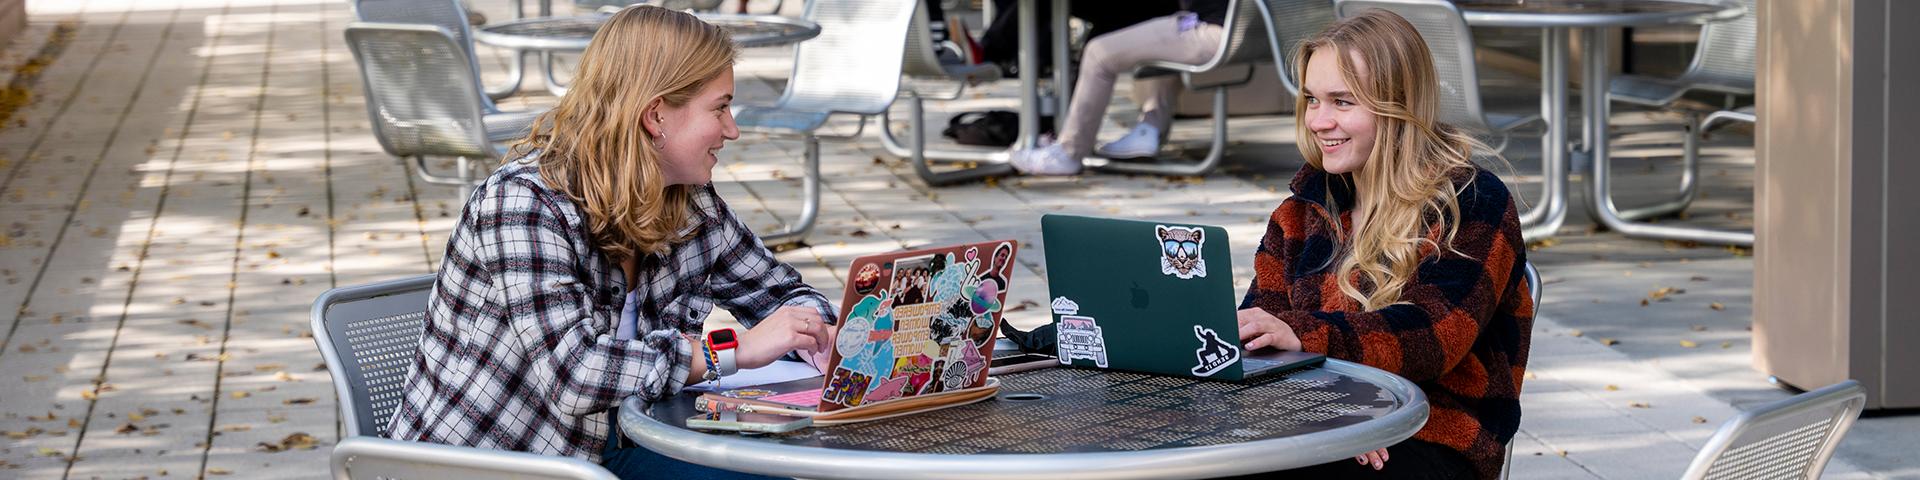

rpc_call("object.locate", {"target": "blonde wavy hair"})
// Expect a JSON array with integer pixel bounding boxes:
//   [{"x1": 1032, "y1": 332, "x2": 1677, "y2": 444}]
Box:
[
  {"x1": 1293, "y1": 10, "x2": 1493, "y2": 310},
  {"x1": 508, "y1": 5, "x2": 737, "y2": 264}
]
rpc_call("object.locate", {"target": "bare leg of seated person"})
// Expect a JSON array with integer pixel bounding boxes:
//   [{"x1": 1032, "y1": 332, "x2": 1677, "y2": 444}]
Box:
[{"x1": 1011, "y1": 16, "x2": 1222, "y2": 175}]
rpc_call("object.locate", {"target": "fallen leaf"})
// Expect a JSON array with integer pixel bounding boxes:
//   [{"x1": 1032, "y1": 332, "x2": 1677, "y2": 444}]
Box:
[
  {"x1": 81, "y1": 389, "x2": 97, "y2": 400},
  {"x1": 208, "y1": 467, "x2": 232, "y2": 475},
  {"x1": 1690, "y1": 275, "x2": 1710, "y2": 282},
  {"x1": 231, "y1": 391, "x2": 250, "y2": 399},
  {"x1": 1600, "y1": 338, "x2": 1619, "y2": 346},
  {"x1": 283, "y1": 397, "x2": 316, "y2": 405},
  {"x1": 1567, "y1": 329, "x2": 1583, "y2": 337},
  {"x1": 1649, "y1": 287, "x2": 1676, "y2": 299},
  {"x1": 1556, "y1": 450, "x2": 1568, "y2": 457},
  {"x1": 274, "y1": 371, "x2": 293, "y2": 382},
  {"x1": 1604, "y1": 384, "x2": 1619, "y2": 391},
  {"x1": 1691, "y1": 325, "x2": 1708, "y2": 332},
  {"x1": 1680, "y1": 340, "x2": 1699, "y2": 348},
  {"x1": 1640, "y1": 299, "x2": 1649, "y2": 307},
  {"x1": 116, "y1": 422, "x2": 138, "y2": 434},
  {"x1": 38, "y1": 447, "x2": 63, "y2": 457},
  {"x1": 1692, "y1": 416, "x2": 1708, "y2": 424},
  {"x1": 1629, "y1": 401, "x2": 1651, "y2": 408},
  {"x1": 1710, "y1": 302, "x2": 1725, "y2": 311},
  {"x1": 1720, "y1": 341, "x2": 1732, "y2": 349}
]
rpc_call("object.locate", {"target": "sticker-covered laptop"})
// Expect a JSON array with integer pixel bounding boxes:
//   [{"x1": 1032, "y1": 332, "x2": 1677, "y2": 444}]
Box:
[
  {"x1": 695, "y1": 240, "x2": 1020, "y2": 420},
  {"x1": 1041, "y1": 214, "x2": 1323, "y2": 381}
]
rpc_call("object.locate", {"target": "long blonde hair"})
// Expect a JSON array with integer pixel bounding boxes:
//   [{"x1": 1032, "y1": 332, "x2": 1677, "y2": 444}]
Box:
[
  {"x1": 1293, "y1": 10, "x2": 1490, "y2": 310},
  {"x1": 508, "y1": 5, "x2": 737, "y2": 264}
]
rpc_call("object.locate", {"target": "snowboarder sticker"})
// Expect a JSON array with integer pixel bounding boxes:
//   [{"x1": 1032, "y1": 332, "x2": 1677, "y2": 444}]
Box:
[{"x1": 1189, "y1": 325, "x2": 1240, "y2": 377}]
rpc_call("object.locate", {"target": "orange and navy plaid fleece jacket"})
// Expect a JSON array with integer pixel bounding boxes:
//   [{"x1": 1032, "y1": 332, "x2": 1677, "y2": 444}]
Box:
[{"x1": 1240, "y1": 164, "x2": 1534, "y2": 480}]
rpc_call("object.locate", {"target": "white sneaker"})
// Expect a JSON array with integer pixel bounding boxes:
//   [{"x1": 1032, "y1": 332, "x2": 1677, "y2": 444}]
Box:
[
  {"x1": 1095, "y1": 123, "x2": 1162, "y2": 159},
  {"x1": 1009, "y1": 141, "x2": 1082, "y2": 176}
]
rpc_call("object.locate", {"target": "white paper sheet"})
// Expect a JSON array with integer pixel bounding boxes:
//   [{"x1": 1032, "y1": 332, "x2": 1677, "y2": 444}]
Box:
[{"x1": 684, "y1": 360, "x2": 825, "y2": 392}]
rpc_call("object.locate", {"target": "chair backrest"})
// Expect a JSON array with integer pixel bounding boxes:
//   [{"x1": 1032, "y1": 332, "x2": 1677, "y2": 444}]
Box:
[
  {"x1": 775, "y1": 0, "x2": 916, "y2": 115},
  {"x1": 1682, "y1": 380, "x2": 1867, "y2": 480},
  {"x1": 1137, "y1": 0, "x2": 1272, "y2": 76},
  {"x1": 345, "y1": 22, "x2": 496, "y2": 160},
  {"x1": 1333, "y1": 0, "x2": 1492, "y2": 132},
  {"x1": 351, "y1": 0, "x2": 498, "y2": 112},
  {"x1": 312, "y1": 274, "x2": 437, "y2": 438},
  {"x1": 900, "y1": 1, "x2": 954, "y2": 78},
  {"x1": 1524, "y1": 261, "x2": 1541, "y2": 307},
  {"x1": 332, "y1": 436, "x2": 619, "y2": 480},
  {"x1": 1679, "y1": 0, "x2": 1756, "y2": 93},
  {"x1": 1255, "y1": 0, "x2": 1338, "y2": 96}
]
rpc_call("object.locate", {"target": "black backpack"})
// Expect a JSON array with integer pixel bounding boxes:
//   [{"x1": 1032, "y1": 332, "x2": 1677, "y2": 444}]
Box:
[{"x1": 941, "y1": 110, "x2": 1056, "y2": 147}]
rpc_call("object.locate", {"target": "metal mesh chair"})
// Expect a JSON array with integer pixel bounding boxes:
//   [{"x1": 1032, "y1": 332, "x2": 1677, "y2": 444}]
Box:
[
  {"x1": 1088, "y1": 0, "x2": 1255, "y2": 175},
  {"x1": 1609, "y1": 0, "x2": 1756, "y2": 108},
  {"x1": 345, "y1": 22, "x2": 539, "y2": 200},
  {"x1": 732, "y1": 0, "x2": 917, "y2": 245},
  {"x1": 1332, "y1": 0, "x2": 1545, "y2": 152},
  {"x1": 1501, "y1": 260, "x2": 1541, "y2": 479},
  {"x1": 314, "y1": 275, "x2": 619, "y2": 480},
  {"x1": 353, "y1": 0, "x2": 530, "y2": 101},
  {"x1": 311, "y1": 274, "x2": 436, "y2": 438},
  {"x1": 332, "y1": 436, "x2": 618, "y2": 480},
  {"x1": 1597, "y1": 0, "x2": 1756, "y2": 225},
  {"x1": 1682, "y1": 380, "x2": 1866, "y2": 480},
  {"x1": 1258, "y1": 0, "x2": 1340, "y2": 98},
  {"x1": 876, "y1": 2, "x2": 1015, "y2": 185}
]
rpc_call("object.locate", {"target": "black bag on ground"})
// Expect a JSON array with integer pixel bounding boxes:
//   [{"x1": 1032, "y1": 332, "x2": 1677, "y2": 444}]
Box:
[{"x1": 942, "y1": 110, "x2": 1055, "y2": 147}]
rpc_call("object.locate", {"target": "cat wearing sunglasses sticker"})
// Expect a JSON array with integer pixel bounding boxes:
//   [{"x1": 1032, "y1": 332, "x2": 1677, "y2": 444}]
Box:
[{"x1": 1155, "y1": 225, "x2": 1206, "y2": 279}]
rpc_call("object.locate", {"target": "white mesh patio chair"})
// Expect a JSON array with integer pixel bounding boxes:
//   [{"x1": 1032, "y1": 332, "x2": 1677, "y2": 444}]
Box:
[
  {"x1": 332, "y1": 437, "x2": 618, "y2": 480},
  {"x1": 311, "y1": 274, "x2": 436, "y2": 438},
  {"x1": 876, "y1": 1, "x2": 1015, "y2": 185},
  {"x1": 1602, "y1": 0, "x2": 1756, "y2": 222},
  {"x1": 1257, "y1": 0, "x2": 1342, "y2": 99},
  {"x1": 1332, "y1": 0, "x2": 1546, "y2": 153},
  {"x1": 1106, "y1": 0, "x2": 1269, "y2": 176},
  {"x1": 732, "y1": 0, "x2": 917, "y2": 245},
  {"x1": 1682, "y1": 380, "x2": 1866, "y2": 480},
  {"x1": 312, "y1": 275, "x2": 618, "y2": 480},
  {"x1": 1501, "y1": 260, "x2": 1541, "y2": 479},
  {"x1": 345, "y1": 22, "x2": 540, "y2": 201},
  {"x1": 353, "y1": 0, "x2": 534, "y2": 101}
]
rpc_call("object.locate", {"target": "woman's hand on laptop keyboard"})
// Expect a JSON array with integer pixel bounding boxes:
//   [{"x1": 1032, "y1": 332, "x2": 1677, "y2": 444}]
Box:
[
  {"x1": 1236, "y1": 307, "x2": 1303, "y2": 352},
  {"x1": 739, "y1": 306, "x2": 834, "y2": 369}
]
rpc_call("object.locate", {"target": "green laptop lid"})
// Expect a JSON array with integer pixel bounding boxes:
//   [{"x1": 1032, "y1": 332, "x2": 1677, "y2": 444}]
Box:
[{"x1": 1040, "y1": 214, "x2": 1245, "y2": 380}]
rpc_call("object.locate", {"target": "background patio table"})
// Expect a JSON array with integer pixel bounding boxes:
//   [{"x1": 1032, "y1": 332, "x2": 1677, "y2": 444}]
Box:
[
  {"x1": 471, "y1": 12, "x2": 822, "y2": 94},
  {"x1": 617, "y1": 359, "x2": 1429, "y2": 480},
  {"x1": 1454, "y1": 0, "x2": 1747, "y2": 244}
]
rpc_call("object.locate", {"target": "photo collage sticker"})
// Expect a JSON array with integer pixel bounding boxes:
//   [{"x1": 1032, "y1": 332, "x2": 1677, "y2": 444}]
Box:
[{"x1": 820, "y1": 242, "x2": 1017, "y2": 412}]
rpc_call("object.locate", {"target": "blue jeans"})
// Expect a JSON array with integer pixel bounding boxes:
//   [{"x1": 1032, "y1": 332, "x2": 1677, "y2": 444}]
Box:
[{"x1": 600, "y1": 411, "x2": 786, "y2": 480}]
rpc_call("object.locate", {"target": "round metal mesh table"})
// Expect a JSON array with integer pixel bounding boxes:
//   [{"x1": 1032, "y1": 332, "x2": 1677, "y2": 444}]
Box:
[
  {"x1": 620, "y1": 360, "x2": 1428, "y2": 479},
  {"x1": 1454, "y1": 0, "x2": 1743, "y2": 27},
  {"x1": 472, "y1": 13, "x2": 821, "y2": 51}
]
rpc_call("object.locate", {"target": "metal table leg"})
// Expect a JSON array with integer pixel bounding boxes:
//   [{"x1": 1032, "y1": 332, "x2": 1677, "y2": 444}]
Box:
[
  {"x1": 1520, "y1": 27, "x2": 1569, "y2": 241},
  {"x1": 1581, "y1": 27, "x2": 1753, "y2": 246},
  {"x1": 1016, "y1": 0, "x2": 1040, "y2": 150}
]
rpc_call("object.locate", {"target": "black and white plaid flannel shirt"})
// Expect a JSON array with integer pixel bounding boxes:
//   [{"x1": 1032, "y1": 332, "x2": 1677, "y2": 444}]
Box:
[{"x1": 386, "y1": 160, "x2": 836, "y2": 461}]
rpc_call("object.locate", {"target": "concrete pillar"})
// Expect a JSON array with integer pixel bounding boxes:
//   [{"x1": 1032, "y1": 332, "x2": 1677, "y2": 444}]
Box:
[{"x1": 1753, "y1": 0, "x2": 1920, "y2": 409}]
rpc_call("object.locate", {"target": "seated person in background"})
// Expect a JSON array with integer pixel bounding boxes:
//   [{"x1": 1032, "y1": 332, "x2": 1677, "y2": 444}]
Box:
[
  {"x1": 1232, "y1": 10, "x2": 1534, "y2": 480},
  {"x1": 385, "y1": 6, "x2": 835, "y2": 479},
  {"x1": 1008, "y1": 0, "x2": 1232, "y2": 175}
]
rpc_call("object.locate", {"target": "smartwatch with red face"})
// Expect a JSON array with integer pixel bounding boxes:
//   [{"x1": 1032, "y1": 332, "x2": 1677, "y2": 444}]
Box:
[{"x1": 703, "y1": 329, "x2": 739, "y2": 383}]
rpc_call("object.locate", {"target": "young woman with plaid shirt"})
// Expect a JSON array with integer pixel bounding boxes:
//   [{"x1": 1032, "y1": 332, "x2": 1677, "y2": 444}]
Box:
[
  {"x1": 385, "y1": 6, "x2": 833, "y2": 479},
  {"x1": 1232, "y1": 10, "x2": 1536, "y2": 480}
]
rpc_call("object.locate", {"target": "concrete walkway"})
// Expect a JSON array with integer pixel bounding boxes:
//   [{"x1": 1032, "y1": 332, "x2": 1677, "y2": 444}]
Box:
[{"x1": 0, "y1": 0, "x2": 1905, "y2": 478}]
